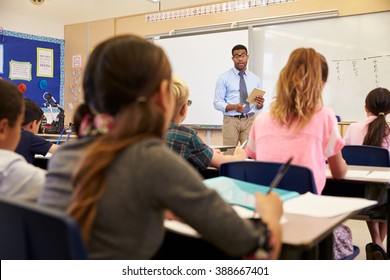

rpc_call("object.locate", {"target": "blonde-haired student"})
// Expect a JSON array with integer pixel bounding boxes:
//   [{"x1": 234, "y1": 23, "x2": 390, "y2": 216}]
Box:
[
  {"x1": 165, "y1": 76, "x2": 246, "y2": 171},
  {"x1": 245, "y1": 47, "x2": 349, "y2": 259},
  {"x1": 344, "y1": 87, "x2": 390, "y2": 260},
  {"x1": 39, "y1": 35, "x2": 283, "y2": 260},
  {"x1": 0, "y1": 79, "x2": 46, "y2": 202}
]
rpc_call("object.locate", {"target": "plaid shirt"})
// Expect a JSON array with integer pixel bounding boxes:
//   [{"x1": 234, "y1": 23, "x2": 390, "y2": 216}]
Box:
[{"x1": 165, "y1": 122, "x2": 213, "y2": 171}]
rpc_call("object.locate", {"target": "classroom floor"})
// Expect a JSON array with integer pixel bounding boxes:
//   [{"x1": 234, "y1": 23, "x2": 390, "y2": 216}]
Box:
[{"x1": 344, "y1": 219, "x2": 387, "y2": 260}]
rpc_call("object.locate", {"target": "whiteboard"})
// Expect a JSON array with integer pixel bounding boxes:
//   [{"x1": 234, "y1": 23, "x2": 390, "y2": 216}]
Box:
[
  {"x1": 155, "y1": 12, "x2": 390, "y2": 125},
  {"x1": 155, "y1": 30, "x2": 248, "y2": 126},
  {"x1": 252, "y1": 11, "x2": 390, "y2": 122}
]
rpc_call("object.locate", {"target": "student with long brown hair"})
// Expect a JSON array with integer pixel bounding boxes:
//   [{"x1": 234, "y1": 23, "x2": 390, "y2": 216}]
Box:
[{"x1": 39, "y1": 35, "x2": 283, "y2": 260}]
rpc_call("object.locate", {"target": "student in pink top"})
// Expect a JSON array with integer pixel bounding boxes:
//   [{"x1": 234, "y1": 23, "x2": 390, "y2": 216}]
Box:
[
  {"x1": 344, "y1": 87, "x2": 390, "y2": 260},
  {"x1": 245, "y1": 48, "x2": 347, "y2": 195},
  {"x1": 245, "y1": 48, "x2": 350, "y2": 260},
  {"x1": 344, "y1": 87, "x2": 390, "y2": 152}
]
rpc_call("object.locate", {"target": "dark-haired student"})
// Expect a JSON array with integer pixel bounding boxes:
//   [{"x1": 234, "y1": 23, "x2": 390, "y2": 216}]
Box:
[
  {"x1": 39, "y1": 34, "x2": 283, "y2": 260},
  {"x1": 15, "y1": 98, "x2": 59, "y2": 163},
  {"x1": 344, "y1": 87, "x2": 390, "y2": 260},
  {"x1": 0, "y1": 80, "x2": 45, "y2": 202}
]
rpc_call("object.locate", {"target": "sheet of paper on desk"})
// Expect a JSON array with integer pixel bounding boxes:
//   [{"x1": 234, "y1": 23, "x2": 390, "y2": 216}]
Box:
[
  {"x1": 283, "y1": 192, "x2": 377, "y2": 218},
  {"x1": 346, "y1": 170, "x2": 371, "y2": 178},
  {"x1": 326, "y1": 169, "x2": 370, "y2": 179},
  {"x1": 34, "y1": 153, "x2": 52, "y2": 159},
  {"x1": 164, "y1": 220, "x2": 200, "y2": 238},
  {"x1": 163, "y1": 205, "x2": 287, "y2": 238},
  {"x1": 233, "y1": 205, "x2": 287, "y2": 224},
  {"x1": 366, "y1": 171, "x2": 390, "y2": 180}
]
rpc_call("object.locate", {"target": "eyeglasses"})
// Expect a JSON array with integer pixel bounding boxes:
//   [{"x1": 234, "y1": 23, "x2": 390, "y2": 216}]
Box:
[
  {"x1": 233, "y1": 53, "x2": 248, "y2": 59},
  {"x1": 187, "y1": 99, "x2": 192, "y2": 106}
]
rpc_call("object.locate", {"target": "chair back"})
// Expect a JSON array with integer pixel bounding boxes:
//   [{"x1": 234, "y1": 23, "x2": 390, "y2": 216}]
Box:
[
  {"x1": 341, "y1": 145, "x2": 390, "y2": 167},
  {"x1": 219, "y1": 161, "x2": 317, "y2": 194},
  {"x1": 0, "y1": 196, "x2": 86, "y2": 260}
]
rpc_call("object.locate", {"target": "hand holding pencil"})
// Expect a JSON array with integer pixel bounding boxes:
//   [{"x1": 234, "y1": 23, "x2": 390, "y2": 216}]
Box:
[
  {"x1": 255, "y1": 192, "x2": 283, "y2": 259},
  {"x1": 232, "y1": 143, "x2": 246, "y2": 160}
]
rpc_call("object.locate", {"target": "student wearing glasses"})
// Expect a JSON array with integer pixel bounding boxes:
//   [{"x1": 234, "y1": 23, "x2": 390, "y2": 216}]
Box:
[
  {"x1": 214, "y1": 44, "x2": 264, "y2": 147},
  {"x1": 165, "y1": 76, "x2": 246, "y2": 172}
]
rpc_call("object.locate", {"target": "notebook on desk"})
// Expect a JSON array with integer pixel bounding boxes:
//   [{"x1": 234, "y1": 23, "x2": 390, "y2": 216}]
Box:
[{"x1": 203, "y1": 176, "x2": 299, "y2": 210}]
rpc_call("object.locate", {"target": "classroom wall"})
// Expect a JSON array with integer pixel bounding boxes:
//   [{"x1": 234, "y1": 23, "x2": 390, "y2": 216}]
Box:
[
  {"x1": 0, "y1": 0, "x2": 162, "y2": 39},
  {"x1": 63, "y1": 19, "x2": 116, "y2": 126}
]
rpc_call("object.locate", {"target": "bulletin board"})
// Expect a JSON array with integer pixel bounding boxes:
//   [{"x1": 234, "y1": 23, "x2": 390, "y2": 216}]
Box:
[{"x1": 0, "y1": 30, "x2": 64, "y2": 112}]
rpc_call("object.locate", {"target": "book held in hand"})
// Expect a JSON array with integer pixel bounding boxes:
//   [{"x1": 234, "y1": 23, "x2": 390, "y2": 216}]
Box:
[{"x1": 246, "y1": 88, "x2": 266, "y2": 104}]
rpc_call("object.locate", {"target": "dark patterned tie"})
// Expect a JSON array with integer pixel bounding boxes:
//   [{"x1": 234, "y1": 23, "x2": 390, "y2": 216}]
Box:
[{"x1": 239, "y1": 71, "x2": 250, "y2": 114}]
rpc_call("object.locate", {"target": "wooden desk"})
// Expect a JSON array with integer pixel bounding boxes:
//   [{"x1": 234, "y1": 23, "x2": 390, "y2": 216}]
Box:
[
  {"x1": 337, "y1": 121, "x2": 355, "y2": 137},
  {"x1": 281, "y1": 213, "x2": 352, "y2": 259},
  {"x1": 163, "y1": 211, "x2": 354, "y2": 260},
  {"x1": 37, "y1": 133, "x2": 76, "y2": 144},
  {"x1": 326, "y1": 165, "x2": 390, "y2": 254}
]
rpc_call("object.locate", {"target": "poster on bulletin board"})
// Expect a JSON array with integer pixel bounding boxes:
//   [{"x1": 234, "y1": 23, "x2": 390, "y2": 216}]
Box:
[{"x1": 0, "y1": 30, "x2": 64, "y2": 114}]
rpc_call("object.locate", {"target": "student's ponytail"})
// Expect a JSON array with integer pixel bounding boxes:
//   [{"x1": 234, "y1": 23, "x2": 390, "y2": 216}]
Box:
[{"x1": 363, "y1": 88, "x2": 390, "y2": 148}]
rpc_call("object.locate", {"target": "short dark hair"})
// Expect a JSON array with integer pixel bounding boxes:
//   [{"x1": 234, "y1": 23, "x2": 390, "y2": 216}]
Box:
[
  {"x1": 0, "y1": 79, "x2": 24, "y2": 127},
  {"x1": 23, "y1": 98, "x2": 44, "y2": 126},
  {"x1": 232, "y1": 44, "x2": 247, "y2": 55}
]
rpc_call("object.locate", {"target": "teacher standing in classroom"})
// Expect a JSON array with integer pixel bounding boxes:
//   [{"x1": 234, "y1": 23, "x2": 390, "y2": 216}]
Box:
[{"x1": 213, "y1": 44, "x2": 264, "y2": 147}]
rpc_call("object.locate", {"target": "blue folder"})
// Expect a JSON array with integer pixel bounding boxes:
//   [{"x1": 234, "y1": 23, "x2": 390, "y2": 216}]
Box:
[{"x1": 204, "y1": 176, "x2": 299, "y2": 210}]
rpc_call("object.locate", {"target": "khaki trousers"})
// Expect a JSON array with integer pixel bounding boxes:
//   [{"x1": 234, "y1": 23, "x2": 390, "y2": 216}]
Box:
[{"x1": 222, "y1": 115, "x2": 255, "y2": 147}]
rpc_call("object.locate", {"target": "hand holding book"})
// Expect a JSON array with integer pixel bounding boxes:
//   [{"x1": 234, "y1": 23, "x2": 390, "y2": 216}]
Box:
[{"x1": 246, "y1": 88, "x2": 266, "y2": 104}]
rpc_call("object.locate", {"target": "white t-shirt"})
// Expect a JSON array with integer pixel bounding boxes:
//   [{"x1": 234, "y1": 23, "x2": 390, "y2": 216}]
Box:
[{"x1": 0, "y1": 150, "x2": 46, "y2": 202}]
